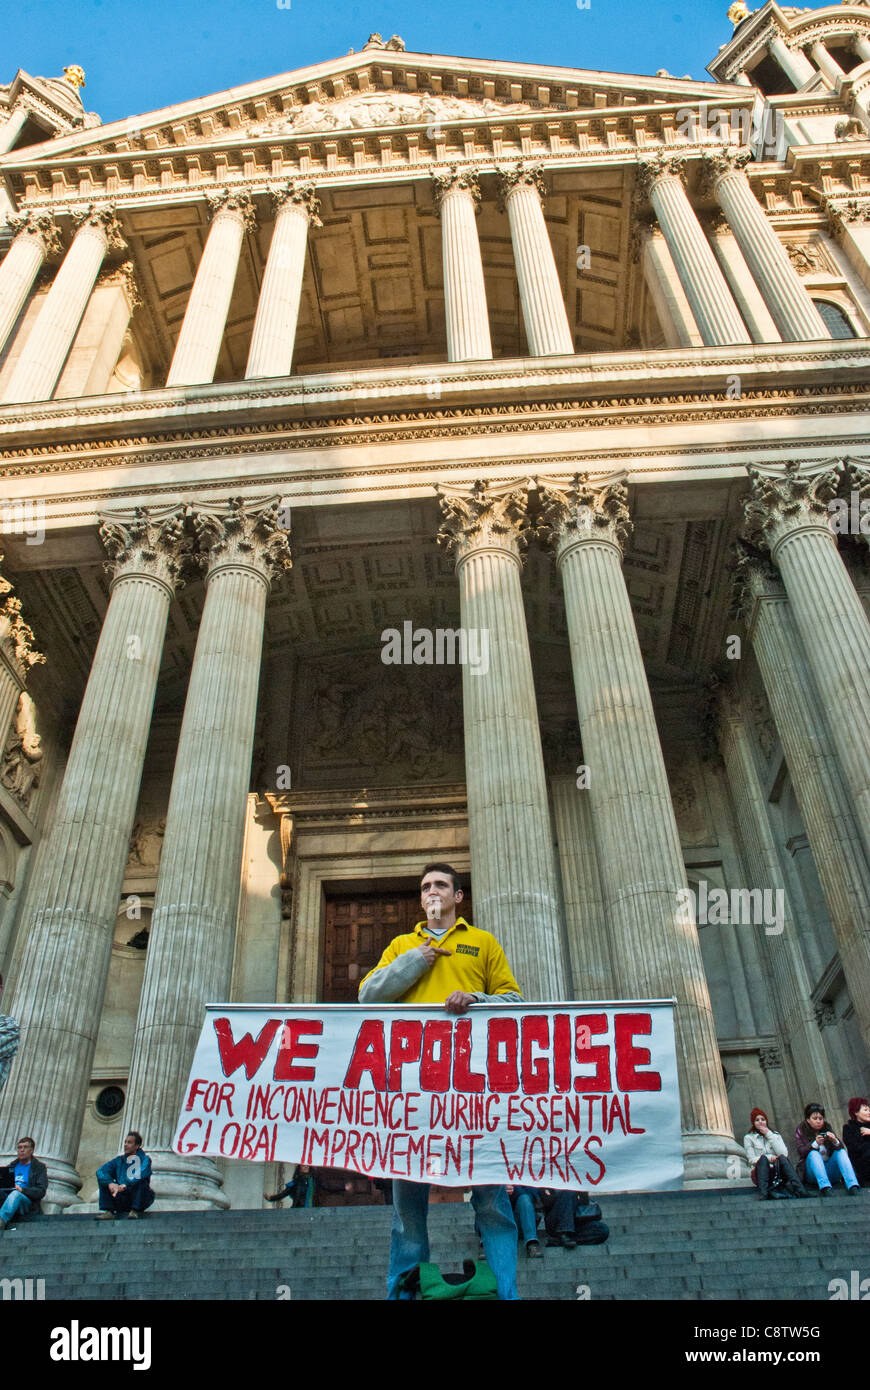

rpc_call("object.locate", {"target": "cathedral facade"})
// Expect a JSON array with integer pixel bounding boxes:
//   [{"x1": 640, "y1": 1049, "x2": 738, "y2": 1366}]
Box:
[{"x1": 0, "y1": 6, "x2": 869, "y2": 1210}]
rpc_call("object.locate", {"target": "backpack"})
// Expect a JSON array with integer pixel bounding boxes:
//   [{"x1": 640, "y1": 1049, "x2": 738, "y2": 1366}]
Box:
[{"x1": 399, "y1": 1259, "x2": 499, "y2": 1300}]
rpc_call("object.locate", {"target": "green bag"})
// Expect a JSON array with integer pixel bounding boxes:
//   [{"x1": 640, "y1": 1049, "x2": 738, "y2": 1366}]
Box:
[{"x1": 402, "y1": 1258, "x2": 499, "y2": 1300}]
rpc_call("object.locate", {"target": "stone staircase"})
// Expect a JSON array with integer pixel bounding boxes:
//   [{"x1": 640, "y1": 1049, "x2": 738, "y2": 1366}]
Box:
[{"x1": 0, "y1": 1188, "x2": 867, "y2": 1300}]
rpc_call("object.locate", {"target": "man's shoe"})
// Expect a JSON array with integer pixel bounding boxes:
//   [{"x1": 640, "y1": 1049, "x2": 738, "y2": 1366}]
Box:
[
  {"x1": 848, "y1": 1186, "x2": 860, "y2": 1195},
  {"x1": 757, "y1": 1191, "x2": 772, "y2": 1200},
  {"x1": 96, "y1": 1211, "x2": 115, "y2": 1220},
  {"x1": 127, "y1": 1210, "x2": 142, "y2": 1219},
  {"x1": 820, "y1": 1187, "x2": 833, "y2": 1197},
  {"x1": 265, "y1": 1192, "x2": 287, "y2": 1203},
  {"x1": 526, "y1": 1239, "x2": 543, "y2": 1258},
  {"x1": 561, "y1": 1234, "x2": 578, "y2": 1249}
]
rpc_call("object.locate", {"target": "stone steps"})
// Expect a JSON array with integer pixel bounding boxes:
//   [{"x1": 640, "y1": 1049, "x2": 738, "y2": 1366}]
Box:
[{"x1": 0, "y1": 1188, "x2": 866, "y2": 1300}]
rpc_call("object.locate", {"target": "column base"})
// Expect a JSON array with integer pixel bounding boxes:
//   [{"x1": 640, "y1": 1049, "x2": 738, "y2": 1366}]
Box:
[
  {"x1": 682, "y1": 1131, "x2": 749, "y2": 1184},
  {"x1": 142, "y1": 1150, "x2": 231, "y2": 1211}
]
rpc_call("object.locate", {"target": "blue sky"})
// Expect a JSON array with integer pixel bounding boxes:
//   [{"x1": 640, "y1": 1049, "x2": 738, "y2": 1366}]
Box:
[{"x1": 9, "y1": 0, "x2": 767, "y2": 123}]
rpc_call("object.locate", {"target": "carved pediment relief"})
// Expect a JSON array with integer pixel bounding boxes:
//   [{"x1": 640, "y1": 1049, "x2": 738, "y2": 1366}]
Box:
[{"x1": 260, "y1": 90, "x2": 536, "y2": 138}]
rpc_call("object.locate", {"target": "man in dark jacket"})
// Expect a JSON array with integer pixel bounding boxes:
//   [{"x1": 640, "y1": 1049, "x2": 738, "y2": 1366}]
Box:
[
  {"x1": 0, "y1": 1136, "x2": 48, "y2": 1228},
  {"x1": 96, "y1": 1132, "x2": 154, "y2": 1219}
]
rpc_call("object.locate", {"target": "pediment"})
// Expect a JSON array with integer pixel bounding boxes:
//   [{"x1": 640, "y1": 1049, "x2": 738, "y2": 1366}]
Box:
[{"x1": 2, "y1": 43, "x2": 740, "y2": 169}]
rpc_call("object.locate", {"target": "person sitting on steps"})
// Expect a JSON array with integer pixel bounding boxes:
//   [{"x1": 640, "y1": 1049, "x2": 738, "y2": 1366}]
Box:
[
  {"x1": 794, "y1": 1103, "x2": 860, "y2": 1196},
  {"x1": 96, "y1": 1131, "x2": 155, "y2": 1220},
  {"x1": 743, "y1": 1106, "x2": 810, "y2": 1200}
]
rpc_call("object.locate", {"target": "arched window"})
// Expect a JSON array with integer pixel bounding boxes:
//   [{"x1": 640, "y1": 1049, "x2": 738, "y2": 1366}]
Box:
[{"x1": 812, "y1": 299, "x2": 858, "y2": 338}]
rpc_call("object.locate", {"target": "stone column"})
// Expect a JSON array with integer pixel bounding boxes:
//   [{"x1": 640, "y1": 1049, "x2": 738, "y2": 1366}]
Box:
[
  {"x1": 714, "y1": 678, "x2": 841, "y2": 1111},
  {"x1": 810, "y1": 40, "x2": 845, "y2": 84},
  {"x1": 537, "y1": 472, "x2": 741, "y2": 1179},
  {"x1": 767, "y1": 33, "x2": 815, "y2": 87},
  {"x1": 436, "y1": 480, "x2": 567, "y2": 999},
  {"x1": 0, "y1": 107, "x2": 29, "y2": 155},
  {"x1": 245, "y1": 183, "x2": 320, "y2": 380},
  {"x1": 550, "y1": 775, "x2": 614, "y2": 996},
  {"x1": 0, "y1": 507, "x2": 187, "y2": 1207},
  {"x1": 2, "y1": 206, "x2": 124, "y2": 404},
  {"x1": 637, "y1": 155, "x2": 751, "y2": 347},
  {"x1": 166, "y1": 191, "x2": 255, "y2": 388},
  {"x1": 124, "y1": 498, "x2": 291, "y2": 1209},
  {"x1": 433, "y1": 169, "x2": 493, "y2": 363},
  {"x1": 498, "y1": 165, "x2": 573, "y2": 356},
  {"x1": 54, "y1": 261, "x2": 140, "y2": 399},
  {"x1": 854, "y1": 35, "x2": 870, "y2": 62},
  {"x1": 703, "y1": 150, "x2": 829, "y2": 342},
  {"x1": 707, "y1": 214, "x2": 782, "y2": 343},
  {"x1": 0, "y1": 213, "x2": 62, "y2": 356},
  {"x1": 733, "y1": 544, "x2": 870, "y2": 1058},
  {"x1": 640, "y1": 224, "x2": 703, "y2": 347},
  {"x1": 744, "y1": 461, "x2": 870, "y2": 866}
]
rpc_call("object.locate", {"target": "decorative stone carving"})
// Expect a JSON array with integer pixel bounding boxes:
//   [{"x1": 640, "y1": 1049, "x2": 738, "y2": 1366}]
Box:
[
  {"x1": 742, "y1": 460, "x2": 842, "y2": 553},
  {"x1": 99, "y1": 504, "x2": 191, "y2": 590},
  {"x1": 191, "y1": 496, "x2": 292, "y2": 585},
  {"x1": 785, "y1": 243, "x2": 823, "y2": 274},
  {"x1": 432, "y1": 166, "x2": 483, "y2": 215},
  {"x1": 362, "y1": 32, "x2": 405, "y2": 50},
  {"x1": 826, "y1": 197, "x2": 870, "y2": 236},
  {"x1": 436, "y1": 478, "x2": 531, "y2": 561},
  {"x1": 127, "y1": 817, "x2": 166, "y2": 867},
  {"x1": 497, "y1": 162, "x2": 547, "y2": 209},
  {"x1": 0, "y1": 596, "x2": 45, "y2": 672},
  {"x1": 97, "y1": 259, "x2": 142, "y2": 309},
  {"x1": 6, "y1": 212, "x2": 63, "y2": 259},
  {"x1": 204, "y1": 189, "x2": 257, "y2": 233},
  {"x1": 70, "y1": 204, "x2": 126, "y2": 252},
  {"x1": 270, "y1": 181, "x2": 322, "y2": 226},
  {"x1": 535, "y1": 472, "x2": 633, "y2": 556},
  {"x1": 275, "y1": 89, "x2": 532, "y2": 137},
  {"x1": 635, "y1": 153, "x2": 687, "y2": 201},
  {"x1": 729, "y1": 536, "x2": 782, "y2": 620},
  {"x1": 1, "y1": 691, "x2": 43, "y2": 808},
  {"x1": 835, "y1": 116, "x2": 867, "y2": 141},
  {"x1": 759, "y1": 1046, "x2": 783, "y2": 1070},
  {"x1": 814, "y1": 1000, "x2": 836, "y2": 1029},
  {"x1": 699, "y1": 145, "x2": 753, "y2": 196}
]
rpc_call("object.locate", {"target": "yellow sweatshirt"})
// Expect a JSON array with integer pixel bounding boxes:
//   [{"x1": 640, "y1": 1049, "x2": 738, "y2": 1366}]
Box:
[{"x1": 358, "y1": 917, "x2": 521, "y2": 1005}]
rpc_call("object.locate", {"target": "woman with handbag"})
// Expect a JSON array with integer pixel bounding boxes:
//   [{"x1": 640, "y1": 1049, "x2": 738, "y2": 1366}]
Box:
[{"x1": 743, "y1": 1106, "x2": 810, "y2": 1199}]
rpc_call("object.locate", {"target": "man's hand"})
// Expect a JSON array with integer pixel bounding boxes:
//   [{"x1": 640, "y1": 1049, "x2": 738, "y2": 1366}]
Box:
[
  {"x1": 108, "y1": 1183, "x2": 120, "y2": 1196},
  {"x1": 444, "y1": 990, "x2": 476, "y2": 1014},
  {"x1": 13, "y1": 1183, "x2": 23, "y2": 1193},
  {"x1": 418, "y1": 936, "x2": 452, "y2": 968},
  {"x1": 756, "y1": 1120, "x2": 769, "y2": 1134}
]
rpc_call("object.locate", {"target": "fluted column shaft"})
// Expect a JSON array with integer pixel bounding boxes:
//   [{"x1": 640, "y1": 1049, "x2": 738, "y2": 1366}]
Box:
[
  {"x1": 811, "y1": 40, "x2": 845, "y2": 83},
  {"x1": 768, "y1": 33, "x2": 815, "y2": 87},
  {"x1": 855, "y1": 35, "x2": 870, "y2": 62},
  {"x1": 0, "y1": 215, "x2": 60, "y2": 356},
  {"x1": 2, "y1": 208, "x2": 121, "y2": 404},
  {"x1": 715, "y1": 682, "x2": 841, "y2": 1110},
  {"x1": 738, "y1": 552, "x2": 870, "y2": 1055},
  {"x1": 539, "y1": 475, "x2": 740, "y2": 1178},
  {"x1": 500, "y1": 169, "x2": 573, "y2": 356},
  {"x1": 642, "y1": 163, "x2": 750, "y2": 346},
  {"x1": 746, "y1": 464, "x2": 870, "y2": 869},
  {"x1": 435, "y1": 173, "x2": 493, "y2": 362},
  {"x1": 245, "y1": 186, "x2": 319, "y2": 379},
  {"x1": 124, "y1": 500, "x2": 291, "y2": 1209},
  {"x1": 709, "y1": 162, "x2": 829, "y2": 342},
  {"x1": 0, "y1": 509, "x2": 185, "y2": 1206},
  {"x1": 0, "y1": 108, "x2": 29, "y2": 155},
  {"x1": 437, "y1": 482, "x2": 566, "y2": 999},
  {"x1": 166, "y1": 194, "x2": 253, "y2": 388},
  {"x1": 708, "y1": 220, "x2": 782, "y2": 343},
  {"x1": 641, "y1": 226, "x2": 703, "y2": 347}
]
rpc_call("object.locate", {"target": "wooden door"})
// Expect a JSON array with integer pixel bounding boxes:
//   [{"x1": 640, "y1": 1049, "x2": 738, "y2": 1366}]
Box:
[{"x1": 323, "y1": 886, "x2": 473, "y2": 1003}]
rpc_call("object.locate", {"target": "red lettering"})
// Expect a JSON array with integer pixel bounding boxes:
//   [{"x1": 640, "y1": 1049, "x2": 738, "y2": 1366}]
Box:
[
  {"x1": 238, "y1": 1123, "x2": 258, "y2": 1160},
  {"x1": 584, "y1": 1134, "x2": 606, "y2": 1185},
  {"x1": 553, "y1": 1013, "x2": 572, "y2": 1093},
  {"x1": 342, "y1": 1020, "x2": 387, "y2": 1090},
  {"x1": 573, "y1": 1014, "x2": 611, "y2": 1092},
  {"x1": 486, "y1": 1017, "x2": 519, "y2": 1093},
  {"x1": 420, "y1": 1020, "x2": 452, "y2": 1092},
  {"x1": 500, "y1": 1136, "x2": 527, "y2": 1180},
  {"x1": 625, "y1": 1094, "x2": 646, "y2": 1133},
  {"x1": 521, "y1": 1015, "x2": 550, "y2": 1094},
  {"x1": 615, "y1": 1013, "x2": 661, "y2": 1091},
  {"x1": 387, "y1": 1020, "x2": 423, "y2": 1092},
  {"x1": 176, "y1": 1118, "x2": 201, "y2": 1153},
  {"x1": 452, "y1": 1019, "x2": 485, "y2": 1093},
  {"x1": 213, "y1": 1017, "x2": 281, "y2": 1079},
  {"x1": 274, "y1": 1019, "x2": 323, "y2": 1082}
]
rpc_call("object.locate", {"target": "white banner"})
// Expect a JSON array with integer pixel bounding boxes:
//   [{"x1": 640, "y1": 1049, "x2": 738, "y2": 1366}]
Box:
[{"x1": 173, "y1": 1001, "x2": 683, "y2": 1192}]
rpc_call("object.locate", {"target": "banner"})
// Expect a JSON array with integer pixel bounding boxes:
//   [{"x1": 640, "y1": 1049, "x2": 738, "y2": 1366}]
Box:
[{"x1": 173, "y1": 1001, "x2": 682, "y2": 1192}]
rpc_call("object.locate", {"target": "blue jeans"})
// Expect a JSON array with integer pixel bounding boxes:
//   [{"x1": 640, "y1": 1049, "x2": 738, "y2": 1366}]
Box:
[
  {"x1": 510, "y1": 1187, "x2": 539, "y2": 1244},
  {"x1": 388, "y1": 1181, "x2": 519, "y2": 1300},
  {"x1": 0, "y1": 1189, "x2": 32, "y2": 1223},
  {"x1": 805, "y1": 1149, "x2": 859, "y2": 1190}
]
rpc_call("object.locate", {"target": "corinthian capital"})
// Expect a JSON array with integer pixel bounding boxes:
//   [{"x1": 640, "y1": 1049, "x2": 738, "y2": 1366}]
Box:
[
  {"x1": 826, "y1": 197, "x2": 870, "y2": 236},
  {"x1": 270, "y1": 180, "x2": 322, "y2": 226},
  {"x1": 432, "y1": 166, "x2": 482, "y2": 216},
  {"x1": 99, "y1": 504, "x2": 191, "y2": 591},
  {"x1": 636, "y1": 153, "x2": 687, "y2": 200},
  {"x1": 191, "y1": 496, "x2": 292, "y2": 586},
  {"x1": 0, "y1": 596, "x2": 45, "y2": 671},
  {"x1": 729, "y1": 538, "x2": 783, "y2": 621},
  {"x1": 7, "y1": 211, "x2": 63, "y2": 258},
  {"x1": 436, "y1": 479, "x2": 531, "y2": 563},
  {"x1": 72, "y1": 203, "x2": 126, "y2": 251},
  {"x1": 742, "y1": 461, "x2": 843, "y2": 553},
  {"x1": 535, "y1": 472, "x2": 632, "y2": 559},
  {"x1": 497, "y1": 162, "x2": 546, "y2": 210},
  {"x1": 699, "y1": 145, "x2": 752, "y2": 195},
  {"x1": 205, "y1": 189, "x2": 257, "y2": 233}
]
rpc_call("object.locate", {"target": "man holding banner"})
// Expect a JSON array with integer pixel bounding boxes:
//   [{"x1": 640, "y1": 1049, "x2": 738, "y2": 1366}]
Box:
[{"x1": 359, "y1": 862, "x2": 523, "y2": 1301}]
